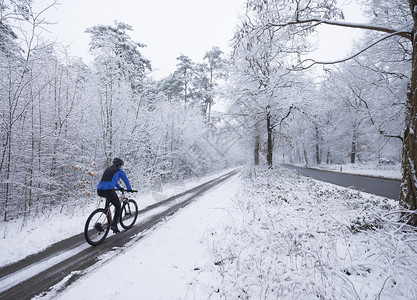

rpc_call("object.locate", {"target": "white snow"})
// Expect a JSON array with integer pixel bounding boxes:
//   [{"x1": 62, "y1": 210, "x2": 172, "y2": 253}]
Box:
[
  {"x1": 0, "y1": 168, "x2": 236, "y2": 267},
  {"x1": 297, "y1": 162, "x2": 402, "y2": 179},
  {"x1": 193, "y1": 167, "x2": 416, "y2": 299},
  {"x1": 2, "y1": 165, "x2": 416, "y2": 299},
  {"x1": 45, "y1": 172, "x2": 240, "y2": 299}
]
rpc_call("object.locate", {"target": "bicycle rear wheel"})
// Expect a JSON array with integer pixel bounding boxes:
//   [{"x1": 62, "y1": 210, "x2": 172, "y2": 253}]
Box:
[
  {"x1": 84, "y1": 208, "x2": 111, "y2": 246},
  {"x1": 120, "y1": 199, "x2": 138, "y2": 229}
]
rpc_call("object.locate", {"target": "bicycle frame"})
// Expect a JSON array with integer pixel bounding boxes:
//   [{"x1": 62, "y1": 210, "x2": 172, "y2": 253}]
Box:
[{"x1": 101, "y1": 192, "x2": 128, "y2": 226}]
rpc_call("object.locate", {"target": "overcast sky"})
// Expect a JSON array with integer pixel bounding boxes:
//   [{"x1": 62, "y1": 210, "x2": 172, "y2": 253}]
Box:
[
  {"x1": 35, "y1": 0, "x2": 367, "y2": 79},
  {"x1": 36, "y1": 0, "x2": 244, "y2": 78}
]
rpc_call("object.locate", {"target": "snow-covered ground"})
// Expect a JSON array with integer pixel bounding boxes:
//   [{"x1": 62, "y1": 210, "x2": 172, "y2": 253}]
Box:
[
  {"x1": 195, "y1": 167, "x2": 416, "y2": 299},
  {"x1": 44, "y1": 172, "x2": 240, "y2": 300},
  {"x1": 0, "y1": 168, "x2": 236, "y2": 267},
  {"x1": 3, "y1": 164, "x2": 416, "y2": 299},
  {"x1": 298, "y1": 162, "x2": 402, "y2": 180}
]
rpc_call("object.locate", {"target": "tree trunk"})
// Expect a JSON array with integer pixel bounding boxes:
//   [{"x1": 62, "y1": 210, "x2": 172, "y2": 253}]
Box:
[
  {"x1": 184, "y1": 69, "x2": 188, "y2": 108},
  {"x1": 253, "y1": 116, "x2": 261, "y2": 165},
  {"x1": 266, "y1": 106, "x2": 273, "y2": 168},
  {"x1": 3, "y1": 86, "x2": 13, "y2": 221},
  {"x1": 401, "y1": 0, "x2": 417, "y2": 224},
  {"x1": 207, "y1": 68, "x2": 213, "y2": 124},
  {"x1": 351, "y1": 141, "x2": 356, "y2": 164},
  {"x1": 303, "y1": 143, "x2": 309, "y2": 165},
  {"x1": 254, "y1": 134, "x2": 260, "y2": 166},
  {"x1": 351, "y1": 121, "x2": 358, "y2": 164},
  {"x1": 27, "y1": 83, "x2": 35, "y2": 219},
  {"x1": 4, "y1": 133, "x2": 12, "y2": 221},
  {"x1": 315, "y1": 125, "x2": 321, "y2": 164}
]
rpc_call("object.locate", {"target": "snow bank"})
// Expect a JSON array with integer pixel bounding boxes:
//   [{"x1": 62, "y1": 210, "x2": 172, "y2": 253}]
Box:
[
  {"x1": 196, "y1": 166, "x2": 416, "y2": 299},
  {"x1": 300, "y1": 162, "x2": 401, "y2": 180}
]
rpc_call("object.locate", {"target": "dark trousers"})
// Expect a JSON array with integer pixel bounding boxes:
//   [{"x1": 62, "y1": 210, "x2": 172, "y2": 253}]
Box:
[{"x1": 97, "y1": 189, "x2": 121, "y2": 227}]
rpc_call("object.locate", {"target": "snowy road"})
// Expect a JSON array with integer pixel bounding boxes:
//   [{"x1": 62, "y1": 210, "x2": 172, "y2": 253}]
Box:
[
  {"x1": 283, "y1": 164, "x2": 401, "y2": 199},
  {"x1": 0, "y1": 169, "x2": 238, "y2": 300}
]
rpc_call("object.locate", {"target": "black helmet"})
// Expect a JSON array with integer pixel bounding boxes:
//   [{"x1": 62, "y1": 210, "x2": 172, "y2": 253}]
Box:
[{"x1": 112, "y1": 157, "x2": 124, "y2": 167}]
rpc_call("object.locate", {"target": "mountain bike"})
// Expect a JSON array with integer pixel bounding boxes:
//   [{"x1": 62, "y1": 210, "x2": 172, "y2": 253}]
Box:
[{"x1": 84, "y1": 189, "x2": 138, "y2": 246}]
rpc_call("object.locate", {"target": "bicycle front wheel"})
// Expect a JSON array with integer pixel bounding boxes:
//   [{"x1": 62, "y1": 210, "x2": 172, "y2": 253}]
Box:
[
  {"x1": 120, "y1": 199, "x2": 138, "y2": 229},
  {"x1": 84, "y1": 208, "x2": 111, "y2": 246}
]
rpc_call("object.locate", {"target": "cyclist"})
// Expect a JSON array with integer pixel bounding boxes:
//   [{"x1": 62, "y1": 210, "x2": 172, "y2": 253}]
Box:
[{"x1": 97, "y1": 157, "x2": 132, "y2": 233}]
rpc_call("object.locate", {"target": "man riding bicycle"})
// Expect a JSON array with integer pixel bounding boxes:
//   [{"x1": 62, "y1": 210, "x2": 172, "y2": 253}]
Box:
[{"x1": 97, "y1": 157, "x2": 132, "y2": 233}]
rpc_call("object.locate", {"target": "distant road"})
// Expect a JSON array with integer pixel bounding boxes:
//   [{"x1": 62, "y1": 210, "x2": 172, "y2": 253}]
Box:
[{"x1": 282, "y1": 164, "x2": 401, "y2": 200}]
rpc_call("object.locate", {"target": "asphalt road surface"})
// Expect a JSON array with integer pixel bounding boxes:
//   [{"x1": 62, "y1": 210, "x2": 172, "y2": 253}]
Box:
[
  {"x1": 282, "y1": 164, "x2": 401, "y2": 200},
  {"x1": 0, "y1": 169, "x2": 239, "y2": 300}
]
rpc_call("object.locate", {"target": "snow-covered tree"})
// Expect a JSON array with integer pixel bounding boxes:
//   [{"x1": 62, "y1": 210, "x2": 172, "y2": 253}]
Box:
[
  {"x1": 174, "y1": 54, "x2": 194, "y2": 107},
  {"x1": 242, "y1": 0, "x2": 416, "y2": 224},
  {"x1": 86, "y1": 21, "x2": 151, "y2": 166},
  {"x1": 0, "y1": 0, "x2": 63, "y2": 221},
  {"x1": 227, "y1": 2, "x2": 315, "y2": 168},
  {"x1": 203, "y1": 46, "x2": 225, "y2": 123}
]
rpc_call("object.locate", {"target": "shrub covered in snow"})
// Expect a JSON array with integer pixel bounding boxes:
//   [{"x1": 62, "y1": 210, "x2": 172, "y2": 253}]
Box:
[{"x1": 200, "y1": 166, "x2": 417, "y2": 299}]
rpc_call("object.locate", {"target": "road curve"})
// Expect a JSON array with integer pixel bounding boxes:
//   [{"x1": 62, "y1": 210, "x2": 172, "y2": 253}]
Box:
[
  {"x1": 0, "y1": 169, "x2": 239, "y2": 300},
  {"x1": 282, "y1": 164, "x2": 400, "y2": 200}
]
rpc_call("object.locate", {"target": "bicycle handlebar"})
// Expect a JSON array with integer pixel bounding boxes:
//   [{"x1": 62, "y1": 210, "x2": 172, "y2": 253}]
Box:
[{"x1": 116, "y1": 189, "x2": 138, "y2": 193}]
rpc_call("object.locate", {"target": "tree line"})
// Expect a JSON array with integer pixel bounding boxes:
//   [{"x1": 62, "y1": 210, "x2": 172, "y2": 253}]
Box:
[
  {"x1": 0, "y1": 1, "x2": 239, "y2": 222},
  {"x1": 1, "y1": 0, "x2": 415, "y2": 225},
  {"x1": 225, "y1": 0, "x2": 413, "y2": 223}
]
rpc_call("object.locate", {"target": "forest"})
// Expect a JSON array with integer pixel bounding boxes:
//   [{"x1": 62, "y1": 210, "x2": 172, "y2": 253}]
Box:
[{"x1": 0, "y1": 0, "x2": 413, "y2": 223}]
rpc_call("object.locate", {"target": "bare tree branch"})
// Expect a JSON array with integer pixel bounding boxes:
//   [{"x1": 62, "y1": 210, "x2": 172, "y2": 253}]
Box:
[
  {"x1": 268, "y1": 18, "x2": 412, "y2": 41},
  {"x1": 291, "y1": 31, "x2": 407, "y2": 71},
  {"x1": 273, "y1": 105, "x2": 294, "y2": 130}
]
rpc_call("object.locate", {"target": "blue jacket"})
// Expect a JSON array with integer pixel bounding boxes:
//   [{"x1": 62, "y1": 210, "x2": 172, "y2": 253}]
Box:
[{"x1": 97, "y1": 165, "x2": 132, "y2": 191}]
